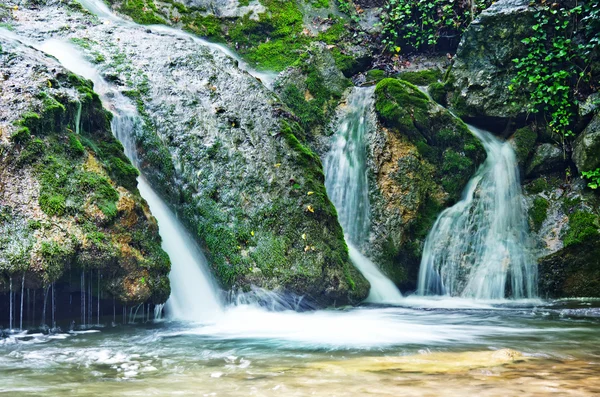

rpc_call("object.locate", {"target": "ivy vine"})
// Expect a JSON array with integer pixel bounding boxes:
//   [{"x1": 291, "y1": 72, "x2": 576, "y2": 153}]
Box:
[
  {"x1": 509, "y1": 1, "x2": 599, "y2": 143},
  {"x1": 380, "y1": 0, "x2": 492, "y2": 51}
]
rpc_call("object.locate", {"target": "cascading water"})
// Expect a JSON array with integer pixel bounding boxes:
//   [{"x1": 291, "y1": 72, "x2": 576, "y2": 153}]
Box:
[
  {"x1": 324, "y1": 87, "x2": 402, "y2": 303},
  {"x1": 417, "y1": 124, "x2": 536, "y2": 300},
  {"x1": 39, "y1": 39, "x2": 223, "y2": 321}
]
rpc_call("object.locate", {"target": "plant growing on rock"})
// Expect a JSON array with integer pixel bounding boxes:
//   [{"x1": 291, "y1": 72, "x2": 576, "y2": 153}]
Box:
[
  {"x1": 380, "y1": 0, "x2": 493, "y2": 52},
  {"x1": 509, "y1": 1, "x2": 600, "y2": 145}
]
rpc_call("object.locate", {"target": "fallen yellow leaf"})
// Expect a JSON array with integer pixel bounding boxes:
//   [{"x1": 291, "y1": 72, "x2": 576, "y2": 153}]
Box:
[
  {"x1": 274, "y1": 163, "x2": 281, "y2": 168},
  {"x1": 306, "y1": 205, "x2": 314, "y2": 213},
  {"x1": 301, "y1": 233, "x2": 306, "y2": 240},
  {"x1": 307, "y1": 191, "x2": 314, "y2": 195}
]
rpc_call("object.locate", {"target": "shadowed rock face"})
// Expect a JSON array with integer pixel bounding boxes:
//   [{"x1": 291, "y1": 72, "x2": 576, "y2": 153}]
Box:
[
  {"x1": 0, "y1": 37, "x2": 171, "y2": 309},
  {"x1": 5, "y1": 0, "x2": 368, "y2": 306},
  {"x1": 446, "y1": 0, "x2": 533, "y2": 128}
]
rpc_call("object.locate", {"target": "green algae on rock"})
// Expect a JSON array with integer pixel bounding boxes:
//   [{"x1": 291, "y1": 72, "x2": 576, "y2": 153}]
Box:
[{"x1": 0, "y1": 39, "x2": 170, "y2": 305}]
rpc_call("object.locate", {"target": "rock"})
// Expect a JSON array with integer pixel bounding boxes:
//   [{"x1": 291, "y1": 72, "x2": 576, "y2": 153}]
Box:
[
  {"x1": 539, "y1": 236, "x2": 600, "y2": 298},
  {"x1": 579, "y1": 93, "x2": 600, "y2": 118},
  {"x1": 508, "y1": 126, "x2": 537, "y2": 166},
  {"x1": 10, "y1": 1, "x2": 368, "y2": 306},
  {"x1": 447, "y1": 0, "x2": 533, "y2": 125},
  {"x1": 365, "y1": 78, "x2": 486, "y2": 289},
  {"x1": 573, "y1": 112, "x2": 600, "y2": 173},
  {"x1": 526, "y1": 143, "x2": 565, "y2": 176},
  {"x1": 0, "y1": 38, "x2": 170, "y2": 307}
]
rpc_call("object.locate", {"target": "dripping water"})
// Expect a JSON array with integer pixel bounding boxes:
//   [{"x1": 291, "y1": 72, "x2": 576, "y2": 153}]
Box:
[{"x1": 324, "y1": 87, "x2": 402, "y2": 304}]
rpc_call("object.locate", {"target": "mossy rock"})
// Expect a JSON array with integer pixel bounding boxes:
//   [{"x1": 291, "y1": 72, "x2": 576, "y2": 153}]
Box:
[
  {"x1": 539, "y1": 235, "x2": 600, "y2": 298},
  {"x1": 529, "y1": 197, "x2": 549, "y2": 231},
  {"x1": 0, "y1": 43, "x2": 170, "y2": 306},
  {"x1": 374, "y1": 78, "x2": 486, "y2": 202},
  {"x1": 510, "y1": 126, "x2": 538, "y2": 165},
  {"x1": 396, "y1": 69, "x2": 442, "y2": 86}
]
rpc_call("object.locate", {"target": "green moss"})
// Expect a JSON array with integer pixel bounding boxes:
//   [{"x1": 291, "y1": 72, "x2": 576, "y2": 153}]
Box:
[
  {"x1": 109, "y1": 157, "x2": 140, "y2": 191},
  {"x1": 564, "y1": 211, "x2": 599, "y2": 247},
  {"x1": 526, "y1": 177, "x2": 549, "y2": 194},
  {"x1": 40, "y1": 240, "x2": 74, "y2": 284},
  {"x1": 511, "y1": 126, "x2": 538, "y2": 165},
  {"x1": 68, "y1": 133, "x2": 86, "y2": 156},
  {"x1": 311, "y1": 0, "x2": 330, "y2": 8},
  {"x1": 11, "y1": 126, "x2": 31, "y2": 144},
  {"x1": 428, "y1": 82, "x2": 448, "y2": 106},
  {"x1": 374, "y1": 77, "x2": 485, "y2": 203},
  {"x1": 529, "y1": 197, "x2": 549, "y2": 231},
  {"x1": 366, "y1": 69, "x2": 386, "y2": 83},
  {"x1": 396, "y1": 69, "x2": 442, "y2": 86},
  {"x1": 109, "y1": 0, "x2": 166, "y2": 24},
  {"x1": 39, "y1": 193, "x2": 67, "y2": 216},
  {"x1": 374, "y1": 78, "x2": 429, "y2": 137}
]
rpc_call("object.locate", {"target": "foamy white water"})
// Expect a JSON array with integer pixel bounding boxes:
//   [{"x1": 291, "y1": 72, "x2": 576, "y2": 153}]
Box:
[{"x1": 418, "y1": 125, "x2": 536, "y2": 299}]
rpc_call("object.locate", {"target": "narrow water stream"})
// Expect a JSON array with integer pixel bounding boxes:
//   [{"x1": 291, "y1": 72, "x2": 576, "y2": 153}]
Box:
[{"x1": 323, "y1": 86, "x2": 403, "y2": 303}]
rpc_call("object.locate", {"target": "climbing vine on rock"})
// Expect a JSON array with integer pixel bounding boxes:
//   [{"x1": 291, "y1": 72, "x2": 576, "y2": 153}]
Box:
[
  {"x1": 509, "y1": 1, "x2": 600, "y2": 144},
  {"x1": 380, "y1": 0, "x2": 492, "y2": 51}
]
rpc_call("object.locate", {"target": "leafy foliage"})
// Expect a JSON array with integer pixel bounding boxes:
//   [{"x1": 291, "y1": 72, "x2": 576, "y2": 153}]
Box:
[
  {"x1": 582, "y1": 168, "x2": 600, "y2": 189},
  {"x1": 380, "y1": 0, "x2": 492, "y2": 51},
  {"x1": 510, "y1": 1, "x2": 600, "y2": 143}
]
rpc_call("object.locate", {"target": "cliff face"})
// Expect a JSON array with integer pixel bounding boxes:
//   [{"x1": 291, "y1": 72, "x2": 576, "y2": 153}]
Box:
[
  {"x1": 5, "y1": 0, "x2": 368, "y2": 306},
  {"x1": 442, "y1": 0, "x2": 600, "y2": 298},
  {"x1": 0, "y1": 37, "x2": 170, "y2": 315}
]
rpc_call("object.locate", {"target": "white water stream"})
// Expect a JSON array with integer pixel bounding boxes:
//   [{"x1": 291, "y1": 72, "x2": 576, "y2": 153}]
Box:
[
  {"x1": 418, "y1": 124, "x2": 536, "y2": 299},
  {"x1": 324, "y1": 87, "x2": 403, "y2": 304}
]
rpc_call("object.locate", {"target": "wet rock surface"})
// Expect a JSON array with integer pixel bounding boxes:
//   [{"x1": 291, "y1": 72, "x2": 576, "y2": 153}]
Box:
[
  {"x1": 0, "y1": 36, "x2": 170, "y2": 308},
  {"x1": 446, "y1": 0, "x2": 532, "y2": 125},
  {"x1": 4, "y1": 0, "x2": 368, "y2": 306}
]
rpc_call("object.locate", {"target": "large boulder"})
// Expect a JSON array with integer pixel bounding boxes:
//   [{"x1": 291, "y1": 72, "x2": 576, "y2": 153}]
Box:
[
  {"x1": 10, "y1": 0, "x2": 369, "y2": 306},
  {"x1": 526, "y1": 143, "x2": 565, "y2": 177},
  {"x1": 573, "y1": 112, "x2": 600, "y2": 173},
  {"x1": 0, "y1": 37, "x2": 170, "y2": 312},
  {"x1": 365, "y1": 78, "x2": 486, "y2": 289},
  {"x1": 446, "y1": 0, "x2": 533, "y2": 125}
]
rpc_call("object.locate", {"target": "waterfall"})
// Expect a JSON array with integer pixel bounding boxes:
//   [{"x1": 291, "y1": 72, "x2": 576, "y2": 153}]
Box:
[
  {"x1": 39, "y1": 39, "x2": 223, "y2": 322},
  {"x1": 324, "y1": 87, "x2": 402, "y2": 304},
  {"x1": 417, "y1": 125, "x2": 536, "y2": 300}
]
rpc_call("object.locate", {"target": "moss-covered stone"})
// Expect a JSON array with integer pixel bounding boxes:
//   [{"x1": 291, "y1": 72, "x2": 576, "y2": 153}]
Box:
[
  {"x1": 539, "y1": 236, "x2": 600, "y2": 298},
  {"x1": 428, "y1": 82, "x2": 449, "y2": 107},
  {"x1": 367, "y1": 77, "x2": 486, "y2": 289},
  {"x1": 0, "y1": 42, "x2": 170, "y2": 307},
  {"x1": 374, "y1": 78, "x2": 486, "y2": 202},
  {"x1": 510, "y1": 126, "x2": 538, "y2": 165},
  {"x1": 563, "y1": 211, "x2": 599, "y2": 247},
  {"x1": 396, "y1": 69, "x2": 442, "y2": 86},
  {"x1": 529, "y1": 197, "x2": 549, "y2": 231}
]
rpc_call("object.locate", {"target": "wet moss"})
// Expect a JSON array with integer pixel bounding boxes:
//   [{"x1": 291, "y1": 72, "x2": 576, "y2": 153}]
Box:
[
  {"x1": 375, "y1": 78, "x2": 485, "y2": 201},
  {"x1": 564, "y1": 211, "x2": 599, "y2": 247},
  {"x1": 366, "y1": 69, "x2": 386, "y2": 83},
  {"x1": 396, "y1": 69, "x2": 442, "y2": 86},
  {"x1": 529, "y1": 197, "x2": 549, "y2": 231},
  {"x1": 428, "y1": 82, "x2": 449, "y2": 107},
  {"x1": 511, "y1": 126, "x2": 537, "y2": 165}
]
